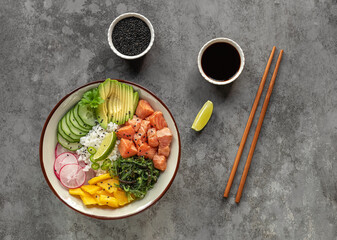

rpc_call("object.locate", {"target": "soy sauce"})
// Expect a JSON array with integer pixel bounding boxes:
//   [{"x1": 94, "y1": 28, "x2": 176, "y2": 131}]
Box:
[{"x1": 201, "y1": 42, "x2": 241, "y2": 81}]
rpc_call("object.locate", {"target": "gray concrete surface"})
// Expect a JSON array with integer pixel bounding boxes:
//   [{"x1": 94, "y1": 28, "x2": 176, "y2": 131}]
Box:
[{"x1": 1, "y1": 0, "x2": 337, "y2": 239}]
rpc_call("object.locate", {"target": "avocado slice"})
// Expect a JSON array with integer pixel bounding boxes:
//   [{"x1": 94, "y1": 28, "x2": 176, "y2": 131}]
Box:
[
  {"x1": 97, "y1": 79, "x2": 140, "y2": 127},
  {"x1": 132, "y1": 91, "x2": 139, "y2": 116},
  {"x1": 96, "y1": 102, "x2": 109, "y2": 129}
]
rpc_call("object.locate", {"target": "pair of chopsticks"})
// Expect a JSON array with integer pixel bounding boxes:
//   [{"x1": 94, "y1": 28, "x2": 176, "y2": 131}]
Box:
[{"x1": 223, "y1": 46, "x2": 283, "y2": 203}]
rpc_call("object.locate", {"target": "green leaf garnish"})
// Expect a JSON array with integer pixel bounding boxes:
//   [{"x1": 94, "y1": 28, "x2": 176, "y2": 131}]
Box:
[{"x1": 79, "y1": 88, "x2": 104, "y2": 108}]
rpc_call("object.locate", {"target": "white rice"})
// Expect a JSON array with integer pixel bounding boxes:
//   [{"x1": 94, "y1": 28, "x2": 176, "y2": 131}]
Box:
[{"x1": 77, "y1": 122, "x2": 120, "y2": 174}]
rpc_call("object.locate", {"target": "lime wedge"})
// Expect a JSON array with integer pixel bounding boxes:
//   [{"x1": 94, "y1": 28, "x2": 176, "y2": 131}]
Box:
[
  {"x1": 191, "y1": 100, "x2": 213, "y2": 131},
  {"x1": 92, "y1": 132, "x2": 117, "y2": 161}
]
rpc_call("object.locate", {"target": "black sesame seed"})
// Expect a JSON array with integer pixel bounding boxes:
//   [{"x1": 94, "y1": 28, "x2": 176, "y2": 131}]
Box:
[{"x1": 112, "y1": 17, "x2": 151, "y2": 56}]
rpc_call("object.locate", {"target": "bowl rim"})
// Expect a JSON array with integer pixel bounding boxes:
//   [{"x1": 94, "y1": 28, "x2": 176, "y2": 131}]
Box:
[
  {"x1": 197, "y1": 37, "x2": 245, "y2": 85},
  {"x1": 107, "y1": 12, "x2": 155, "y2": 60},
  {"x1": 39, "y1": 79, "x2": 181, "y2": 220}
]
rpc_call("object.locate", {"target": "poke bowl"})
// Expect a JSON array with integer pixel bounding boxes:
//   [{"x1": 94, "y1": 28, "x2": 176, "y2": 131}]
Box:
[{"x1": 39, "y1": 79, "x2": 181, "y2": 219}]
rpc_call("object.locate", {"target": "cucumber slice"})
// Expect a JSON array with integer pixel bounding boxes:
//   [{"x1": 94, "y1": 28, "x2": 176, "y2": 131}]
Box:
[
  {"x1": 73, "y1": 104, "x2": 92, "y2": 130},
  {"x1": 57, "y1": 133, "x2": 82, "y2": 151},
  {"x1": 70, "y1": 108, "x2": 90, "y2": 133},
  {"x1": 78, "y1": 104, "x2": 96, "y2": 126},
  {"x1": 65, "y1": 111, "x2": 87, "y2": 136},
  {"x1": 58, "y1": 121, "x2": 77, "y2": 143},
  {"x1": 61, "y1": 116, "x2": 82, "y2": 141}
]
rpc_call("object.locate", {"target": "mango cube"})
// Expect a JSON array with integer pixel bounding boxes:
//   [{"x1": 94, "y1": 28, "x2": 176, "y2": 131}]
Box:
[
  {"x1": 69, "y1": 188, "x2": 85, "y2": 197},
  {"x1": 97, "y1": 179, "x2": 119, "y2": 194},
  {"x1": 80, "y1": 192, "x2": 97, "y2": 205},
  {"x1": 81, "y1": 185, "x2": 102, "y2": 195},
  {"x1": 88, "y1": 173, "x2": 111, "y2": 185},
  {"x1": 96, "y1": 189, "x2": 114, "y2": 197},
  {"x1": 114, "y1": 189, "x2": 129, "y2": 206},
  {"x1": 99, "y1": 195, "x2": 119, "y2": 208}
]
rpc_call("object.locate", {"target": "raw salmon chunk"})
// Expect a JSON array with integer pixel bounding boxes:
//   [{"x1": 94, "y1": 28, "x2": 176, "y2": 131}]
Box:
[
  {"x1": 133, "y1": 133, "x2": 144, "y2": 148},
  {"x1": 147, "y1": 111, "x2": 168, "y2": 130},
  {"x1": 158, "y1": 145, "x2": 170, "y2": 157},
  {"x1": 137, "y1": 143, "x2": 156, "y2": 160},
  {"x1": 116, "y1": 125, "x2": 135, "y2": 140},
  {"x1": 125, "y1": 115, "x2": 142, "y2": 132},
  {"x1": 136, "y1": 100, "x2": 154, "y2": 119},
  {"x1": 118, "y1": 138, "x2": 138, "y2": 158},
  {"x1": 147, "y1": 128, "x2": 159, "y2": 147},
  {"x1": 133, "y1": 120, "x2": 151, "y2": 144},
  {"x1": 157, "y1": 127, "x2": 173, "y2": 147},
  {"x1": 153, "y1": 154, "x2": 167, "y2": 171},
  {"x1": 139, "y1": 120, "x2": 151, "y2": 134}
]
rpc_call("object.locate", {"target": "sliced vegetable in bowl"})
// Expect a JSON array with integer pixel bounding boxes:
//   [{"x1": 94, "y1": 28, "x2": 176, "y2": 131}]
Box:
[
  {"x1": 40, "y1": 79, "x2": 181, "y2": 219},
  {"x1": 110, "y1": 156, "x2": 160, "y2": 199}
]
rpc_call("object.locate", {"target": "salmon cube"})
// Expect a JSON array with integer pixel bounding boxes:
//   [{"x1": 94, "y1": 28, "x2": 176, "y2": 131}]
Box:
[
  {"x1": 133, "y1": 133, "x2": 144, "y2": 148},
  {"x1": 125, "y1": 115, "x2": 142, "y2": 132},
  {"x1": 158, "y1": 145, "x2": 170, "y2": 157},
  {"x1": 147, "y1": 111, "x2": 168, "y2": 130},
  {"x1": 133, "y1": 120, "x2": 151, "y2": 144},
  {"x1": 118, "y1": 138, "x2": 138, "y2": 158},
  {"x1": 135, "y1": 100, "x2": 154, "y2": 119},
  {"x1": 147, "y1": 128, "x2": 159, "y2": 147},
  {"x1": 116, "y1": 125, "x2": 135, "y2": 140},
  {"x1": 137, "y1": 142, "x2": 157, "y2": 160},
  {"x1": 153, "y1": 154, "x2": 167, "y2": 171},
  {"x1": 139, "y1": 120, "x2": 151, "y2": 134},
  {"x1": 157, "y1": 127, "x2": 173, "y2": 147}
]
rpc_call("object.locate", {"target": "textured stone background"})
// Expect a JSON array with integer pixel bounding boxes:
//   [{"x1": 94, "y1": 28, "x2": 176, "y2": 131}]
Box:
[{"x1": 1, "y1": 0, "x2": 337, "y2": 239}]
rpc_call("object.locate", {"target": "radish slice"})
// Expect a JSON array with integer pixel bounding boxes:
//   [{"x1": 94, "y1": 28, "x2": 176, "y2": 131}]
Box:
[
  {"x1": 54, "y1": 153, "x2": 78, "y2": 179},
  {"x1": 83, "y1": 168, "x2": 96, "y2": 185},
  {"x1": 55, "y1": 143, "x2": 69, "y2": 158},
  {"x1": 59, "y1": 164, "x2": 86, "y2": 188},
  {"x1": 78, "y1": 160, "x2": 87, "y2": 168}
]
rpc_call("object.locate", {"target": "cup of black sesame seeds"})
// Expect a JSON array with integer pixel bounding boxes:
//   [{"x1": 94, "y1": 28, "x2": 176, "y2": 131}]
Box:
[{"x1": 108, "y1": 13, "x2": 155, "y2": 60}]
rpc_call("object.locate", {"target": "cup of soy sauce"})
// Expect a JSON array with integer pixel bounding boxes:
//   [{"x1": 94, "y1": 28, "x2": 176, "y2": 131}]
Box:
[{"x1": 198, "y1": 38, "x2": 245, "y2": 85}]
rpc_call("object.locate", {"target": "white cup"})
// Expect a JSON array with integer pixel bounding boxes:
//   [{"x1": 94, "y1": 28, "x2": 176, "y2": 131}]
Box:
[
  {"x1": 198, "y1": 38, "x2": 245, "y2": 85},
  {"x1": 108, "y1": 12, "x2": 155, "y2": 60}
]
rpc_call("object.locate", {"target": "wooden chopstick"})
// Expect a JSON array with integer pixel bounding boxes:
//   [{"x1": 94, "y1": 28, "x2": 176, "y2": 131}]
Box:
[
  {"x1": 235, "y1": 50, "x2": 284, "y2": 203},
  {"x1": 223, "y1": 47, "x2": 276, "y2": 198}
]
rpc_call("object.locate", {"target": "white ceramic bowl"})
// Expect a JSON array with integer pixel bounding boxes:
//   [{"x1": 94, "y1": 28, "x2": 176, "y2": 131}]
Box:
[
  {"x1": 197, "y1": 38, "x2": 245, "y2": 85},
  {"x1": 40, "y1": 80, "x2": 181, "y2": 219},
  {"x1": 108, "y1": 13, "x2": 155, "y2": 60}
]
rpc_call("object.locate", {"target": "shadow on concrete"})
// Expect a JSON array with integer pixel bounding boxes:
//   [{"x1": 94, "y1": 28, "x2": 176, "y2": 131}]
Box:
[{"x1": 124, "y1": 56, "x2": 145, "y2": 74}]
